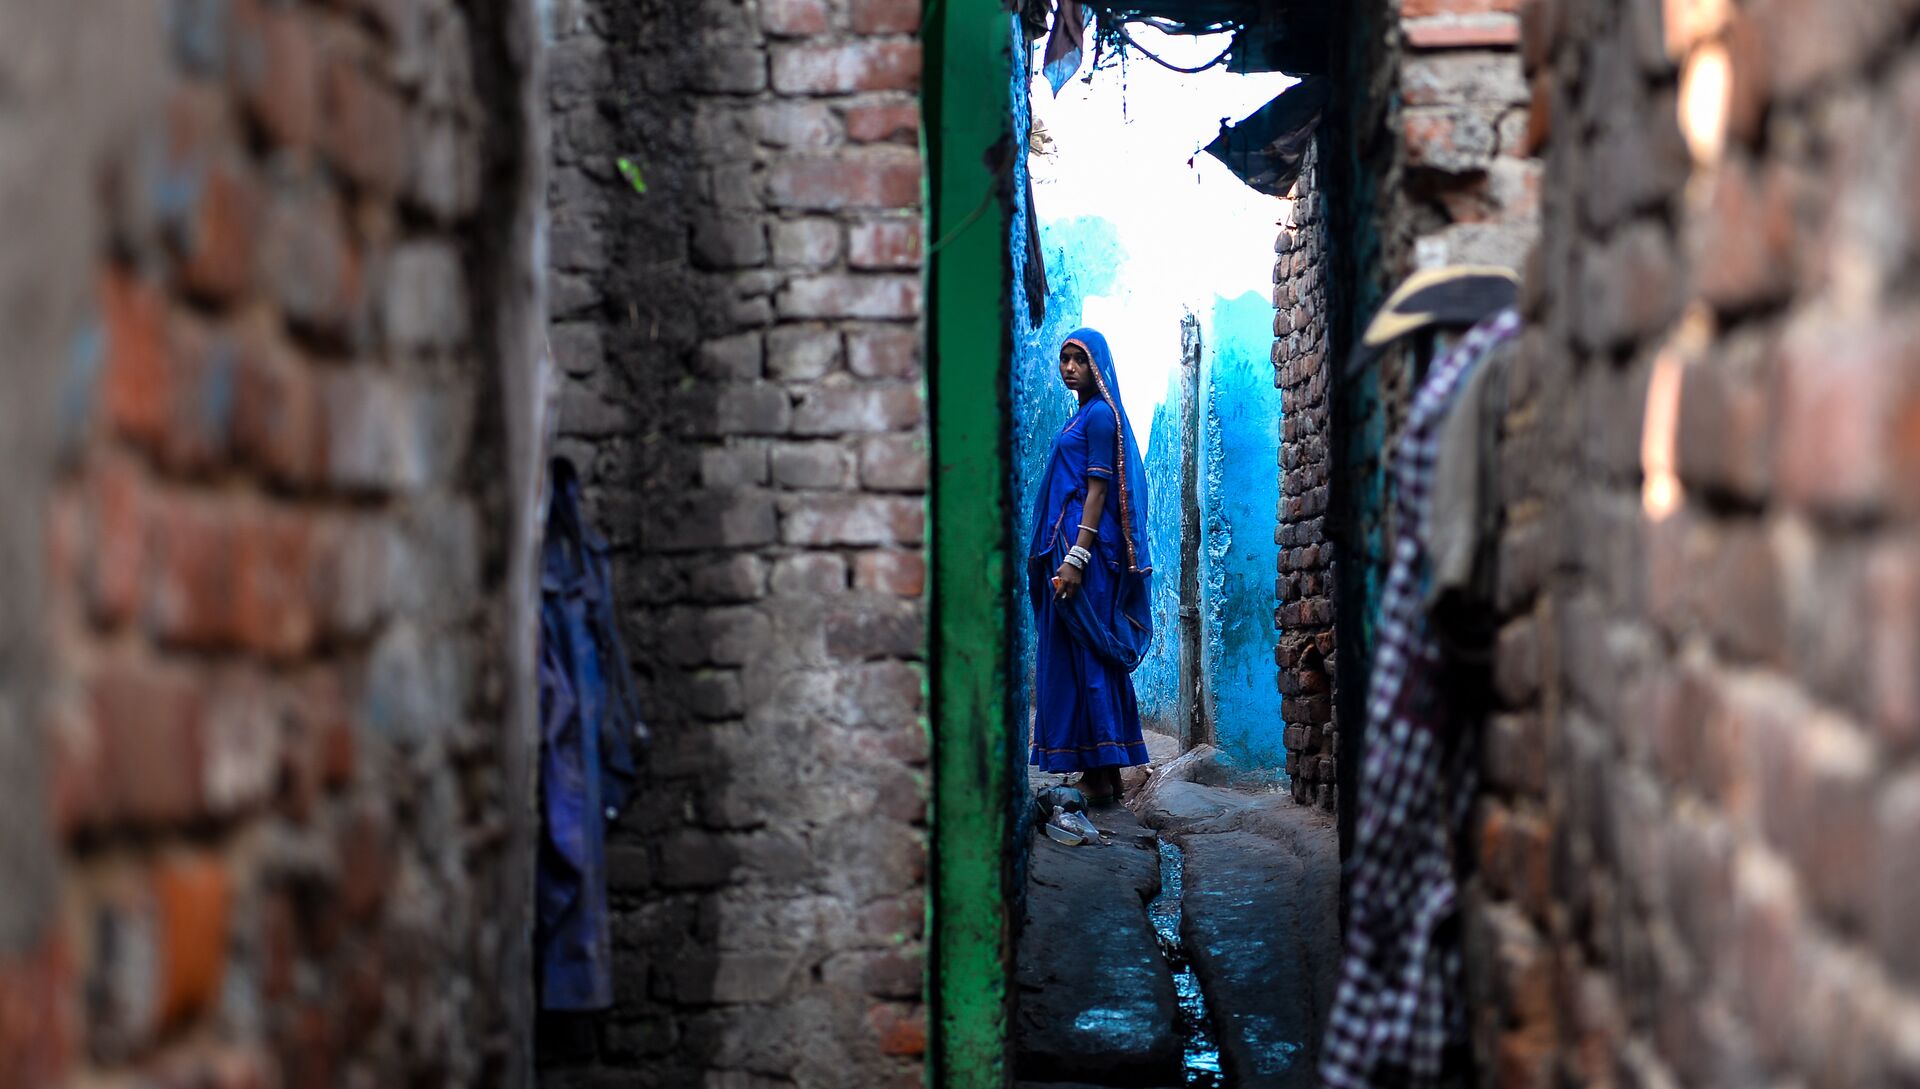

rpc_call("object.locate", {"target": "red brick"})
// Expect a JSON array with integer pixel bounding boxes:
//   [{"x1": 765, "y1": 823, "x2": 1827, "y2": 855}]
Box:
[
  {"x1": 261, "y1": 183, "x2": 364, "y2": 337},
  {"x1": 233, "y1": 332, "x2": 322, "y2": 485},
  {"x1": 1800, "y1": 720, "x2": 1876, "y2": 930},
  {"x1": 854, "y1": 948, "x2": 922, "y2": 998},
  {"x1": 1693, "y1": 159, "x2": 1794, "y2": 310},
  {"x1": 320, "y1": 57, "x2": 407, "y2": 194},
  {"x1": 94, "y1": 665, "x2": 206, "y2": 825},
  {"x1": 159, "y1": 313, "x2": 240, "y2": 472},
  {"x1": 1876, "y1": 773, "x2": 1920, "y2": 984},
  {"x1": 336, "y1": 801, "x2": 395, "y2": 921},
  {"x1": 848, "y1": 327, "x2": 920, "y2": 378},
  {"x1": 148, "y1": 500, "x2": 239, "y2": 649},
  {"x1": 1494, "y1": 615, "x2": 1540, "y2": 707},
  {"x1": 305, "y1": 516, "x2": 387, "y2": 641},
  {"x1": 1758, "y1": 0, "x2": 1904, "y2": 101},
  {"x1": 849, "y1": 220, "x2": 922, "y2": 269},
  {"x1": 47, "y1": 685, "x2": 108, "y2": 839},
  {"x1": 852, "y1": 0, "x2": 921, "y2": 35},
  {"x1": 845, "y1": 102, "x2": 920, "y2": 144},
  {"x1": 177, "y1": 160, "x2": 263, "y2": 302},
  {"x1": 769, "y1": 153, "x2": 922, "y2": 211},
  {"x1": 779, "y1": 275, "x2": 921, "y2": 320},
  {"x1": 1675, "y1": 348, "x2": 1772, "y2": 502},
  {"x1": 1866, "y1": 543, "x2": 1920, "y2": 754},
  {"x1": 1402, "y1": 107, "x2": 1496, "y2": 172},
  {"x1": 1478, "y1": 801, "x2": 1516, "y2": 897},
  {"x1": 99, "y1": 267, "x2": 172, "y2": 449},
  {"x1": 231, "y1": 0, "x2": 320, "y2": 150},
  {"x1": 855, "y1": 550, "x2": 926, "y2": 597},
  {"x1": 1723, "y1": 10, "x2": 1770, "y2": 145},
  {"x1": 859, "y1": 434, "x2": 929, "y2": 491},
  {"x1": 1696, "y1": 523, "x2": 1785, "y2": 664},
  {"x1": 1404, "y1": 17, "x2": 1522, "y2": 50},
  {"x1": 1522, "y1": 71, "x2": 1552, "y2": 155},
  {"x1": 1729, "y1": 851, "x2": 1805, "y2": 1062},
  {"x1": 0, "y1": 937, "x2": 74, "y2": 1089},
  {"x1": 82, "y1": 454, "x2": 148, "y2": 629},
  {"x1": 234, "y1": 509, "x2": 316, "y2": 659},
  {"x1": 1407, "y1": 0, "x2": 1521, "y2": 14},
  {"x1": 781, "y1": 495, "x2": 924, "y2": 547},
  {"x1": 762, "y1": 0, "x2": 831, "y2": 36},
  {"x1": 792, "y1": 384, "x2": 922, "y2": 434},
  {"x1": 772, "y1": 42, "x2": 921, "y2": 95},
  {"x1": 1775, "y1": 314, "x2": 1917, "y2": 514},
  {"x1": 153, "y1": 853, "x2": 230, "y2": 1028},
  {"x1": 1518, "y1": 0, "x2": 1556, "y2": 72},
  {"x1": 867, "y1": 1002, "x2": 925, "y2": 1056}
]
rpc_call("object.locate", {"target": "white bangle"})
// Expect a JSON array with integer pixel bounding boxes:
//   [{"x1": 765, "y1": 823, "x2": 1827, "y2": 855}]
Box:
[
  {"x1": 1062, "y1": 552, "x2": 1087, "y2": 570},
  {"x1": 1077, "y1": 524, "x2": 1099, "y2": 537}
]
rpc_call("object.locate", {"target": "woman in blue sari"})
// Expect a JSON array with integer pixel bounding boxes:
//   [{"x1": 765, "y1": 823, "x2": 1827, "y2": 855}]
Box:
[{"x1": 1029, "y1": 328, "x2": 1154, "y2": 804}]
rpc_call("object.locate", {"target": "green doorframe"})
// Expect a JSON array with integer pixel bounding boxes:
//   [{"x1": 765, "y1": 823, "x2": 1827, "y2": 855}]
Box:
[{"x1": 923, "y1": 1, "x2": 1016, "y2": 1086}]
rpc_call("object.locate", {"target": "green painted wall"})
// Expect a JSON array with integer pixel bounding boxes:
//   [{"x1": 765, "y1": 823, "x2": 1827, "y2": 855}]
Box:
[{"x1": 925, "y1": 3, "x2": 1016, "y2": 1086}]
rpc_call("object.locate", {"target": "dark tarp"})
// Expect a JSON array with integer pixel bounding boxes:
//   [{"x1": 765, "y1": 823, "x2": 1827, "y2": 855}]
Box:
[{"x1": 1201, "y1": 75, "x2": 1330, "y2": 197}]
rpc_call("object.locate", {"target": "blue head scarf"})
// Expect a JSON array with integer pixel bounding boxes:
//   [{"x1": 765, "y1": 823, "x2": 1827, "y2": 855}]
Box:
[{"x1": 1061, "y1": 327, "x2": 1153, "y2": 575}]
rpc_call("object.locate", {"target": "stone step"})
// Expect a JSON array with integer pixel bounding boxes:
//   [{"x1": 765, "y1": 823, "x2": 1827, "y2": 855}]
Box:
[
  {"x1": 1014, "y1": 804, "x2": 1181, "y2": 1087},
  {"x1": 1175, "y1": 803, "x2": 1341, "y2": 1089}
]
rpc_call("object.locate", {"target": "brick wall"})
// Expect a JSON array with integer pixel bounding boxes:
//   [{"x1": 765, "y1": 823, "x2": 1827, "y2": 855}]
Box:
[
  {"x1": 1465, "y1": 0, "x2": 1920, "y2": 1085},
  {"x1": 1309, "y1": 0, "x2": 1541, "y2": 835},
  {"x1": 1275, "y1": 141, "x2": 1339, "y2": 811},
  {"x1": 0, "y1": 0, "x2": 546, "y2": 1086},
  {"x1": 539, "y1": 0, "x2": 929, "y2": 1084}
]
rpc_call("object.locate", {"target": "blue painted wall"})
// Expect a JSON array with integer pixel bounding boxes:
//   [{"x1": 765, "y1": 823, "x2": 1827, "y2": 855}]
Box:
[
  {"x1": 1195, "y1": 292, "x2": 1286, "y2": 771},
  {"x1": 1009, "y1": 206, "x2": 1129, "y2": 736},
  {"x1": 1137, "y1": 366, "x2": 1186, "y2": 735},
  {"x1": 1010, "y1": 242, "x2": 1284, "y2": 777}
]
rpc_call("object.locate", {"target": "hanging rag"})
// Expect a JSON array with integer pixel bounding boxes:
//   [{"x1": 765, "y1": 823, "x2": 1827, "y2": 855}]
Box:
[
  {"x1": 1424, "y1": 339, "x2": 1506, "y2": 618},
  {"x1": 1043, "y1": 1, "x2": 1094, "y2": 96},
  {"x1": 1319, "y1": 309, "x2": 1522, "y2": 1089},
  {"x1": 536, "y1": 456, "x2": 648, "y2": 1011},
  {"x1": 1022, "y1": 172, "x2": 1049, "y2": 323}
]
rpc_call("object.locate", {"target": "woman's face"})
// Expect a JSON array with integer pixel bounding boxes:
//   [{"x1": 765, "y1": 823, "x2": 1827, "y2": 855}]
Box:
[{"x1": 1059, "y1": 344, "x2": 1093, "y2": 393}]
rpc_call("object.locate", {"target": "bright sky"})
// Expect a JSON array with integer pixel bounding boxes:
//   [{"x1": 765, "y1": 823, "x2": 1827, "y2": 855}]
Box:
[{"x1": 1030, "y1": 27, "x2": 1296, "y2": 432}]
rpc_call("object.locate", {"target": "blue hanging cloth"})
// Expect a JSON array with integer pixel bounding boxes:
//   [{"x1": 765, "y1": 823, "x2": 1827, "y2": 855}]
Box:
[
  {"x1": 536, "y1": 457, "x2": 648, "y2": 1011},
  {"x1": 1042, "y1": 0, "x2": 1094, "y2": 96}
]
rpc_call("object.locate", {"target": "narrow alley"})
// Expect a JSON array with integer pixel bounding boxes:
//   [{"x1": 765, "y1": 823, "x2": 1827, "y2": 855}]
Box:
[{"x1": 1017, "y1": 734, "x2": 1340, "y2": 1089}]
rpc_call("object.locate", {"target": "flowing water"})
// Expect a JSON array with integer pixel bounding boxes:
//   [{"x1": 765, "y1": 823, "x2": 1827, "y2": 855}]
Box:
[{"x1": 1146, "y1": 839, "x2": 1223, "y2": 1087}]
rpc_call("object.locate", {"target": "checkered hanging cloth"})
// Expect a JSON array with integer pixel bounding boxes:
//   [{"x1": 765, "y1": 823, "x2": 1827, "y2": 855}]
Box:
[{"x1": 1319, "y1": 309, "x2": 1523, "y2": 1089}]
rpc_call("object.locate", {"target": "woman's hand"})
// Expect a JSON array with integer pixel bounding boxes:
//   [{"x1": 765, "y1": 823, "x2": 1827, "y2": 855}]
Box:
[{"x1": 1054, "y1": 562, "x2": 1084, "y2": 602}]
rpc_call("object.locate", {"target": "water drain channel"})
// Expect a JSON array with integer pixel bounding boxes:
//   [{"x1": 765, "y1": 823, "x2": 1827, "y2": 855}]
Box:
[{"x1": 1147, "y1": 838, "x2": 1223, "y2": 1087}]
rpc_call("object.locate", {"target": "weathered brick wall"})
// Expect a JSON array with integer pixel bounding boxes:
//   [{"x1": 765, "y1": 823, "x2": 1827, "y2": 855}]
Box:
[
  {"x1": 539, "y1": 0, "x2": 929, "y2": 1084},
  {"x1": 1466, "y1": 0, "x2": 1920, "y2": 1085},
  {"x1": 1314, "y1": 0, "x2": 1540, "y2": 837},
  {"x1": 1275, "y1": 140, "x2": 1339, "y2": 811},
  {"x1": 1, "y1": 0, "x2": 545, "y2": 1085}
]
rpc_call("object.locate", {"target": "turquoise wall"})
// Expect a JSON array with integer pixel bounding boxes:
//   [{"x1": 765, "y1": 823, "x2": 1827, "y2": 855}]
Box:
[
  {"x1": 1010, "y1": 222, "x2": 1282, "y2": 779},
  {"x1": 1137, "y1": 367, "x2": 1185, "y2": 735},
  {"x1": 1009, "y1": 211, "x2": 1128, "y2": 735},
  {"x1": 1196, "y1": 292, "x2": 1285, "y2": 771}
]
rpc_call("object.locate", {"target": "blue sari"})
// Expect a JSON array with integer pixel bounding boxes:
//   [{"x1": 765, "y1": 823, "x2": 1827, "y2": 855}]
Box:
[{"x1": 1028, "y1": 328, "x2": 1154, "y2": 772}]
